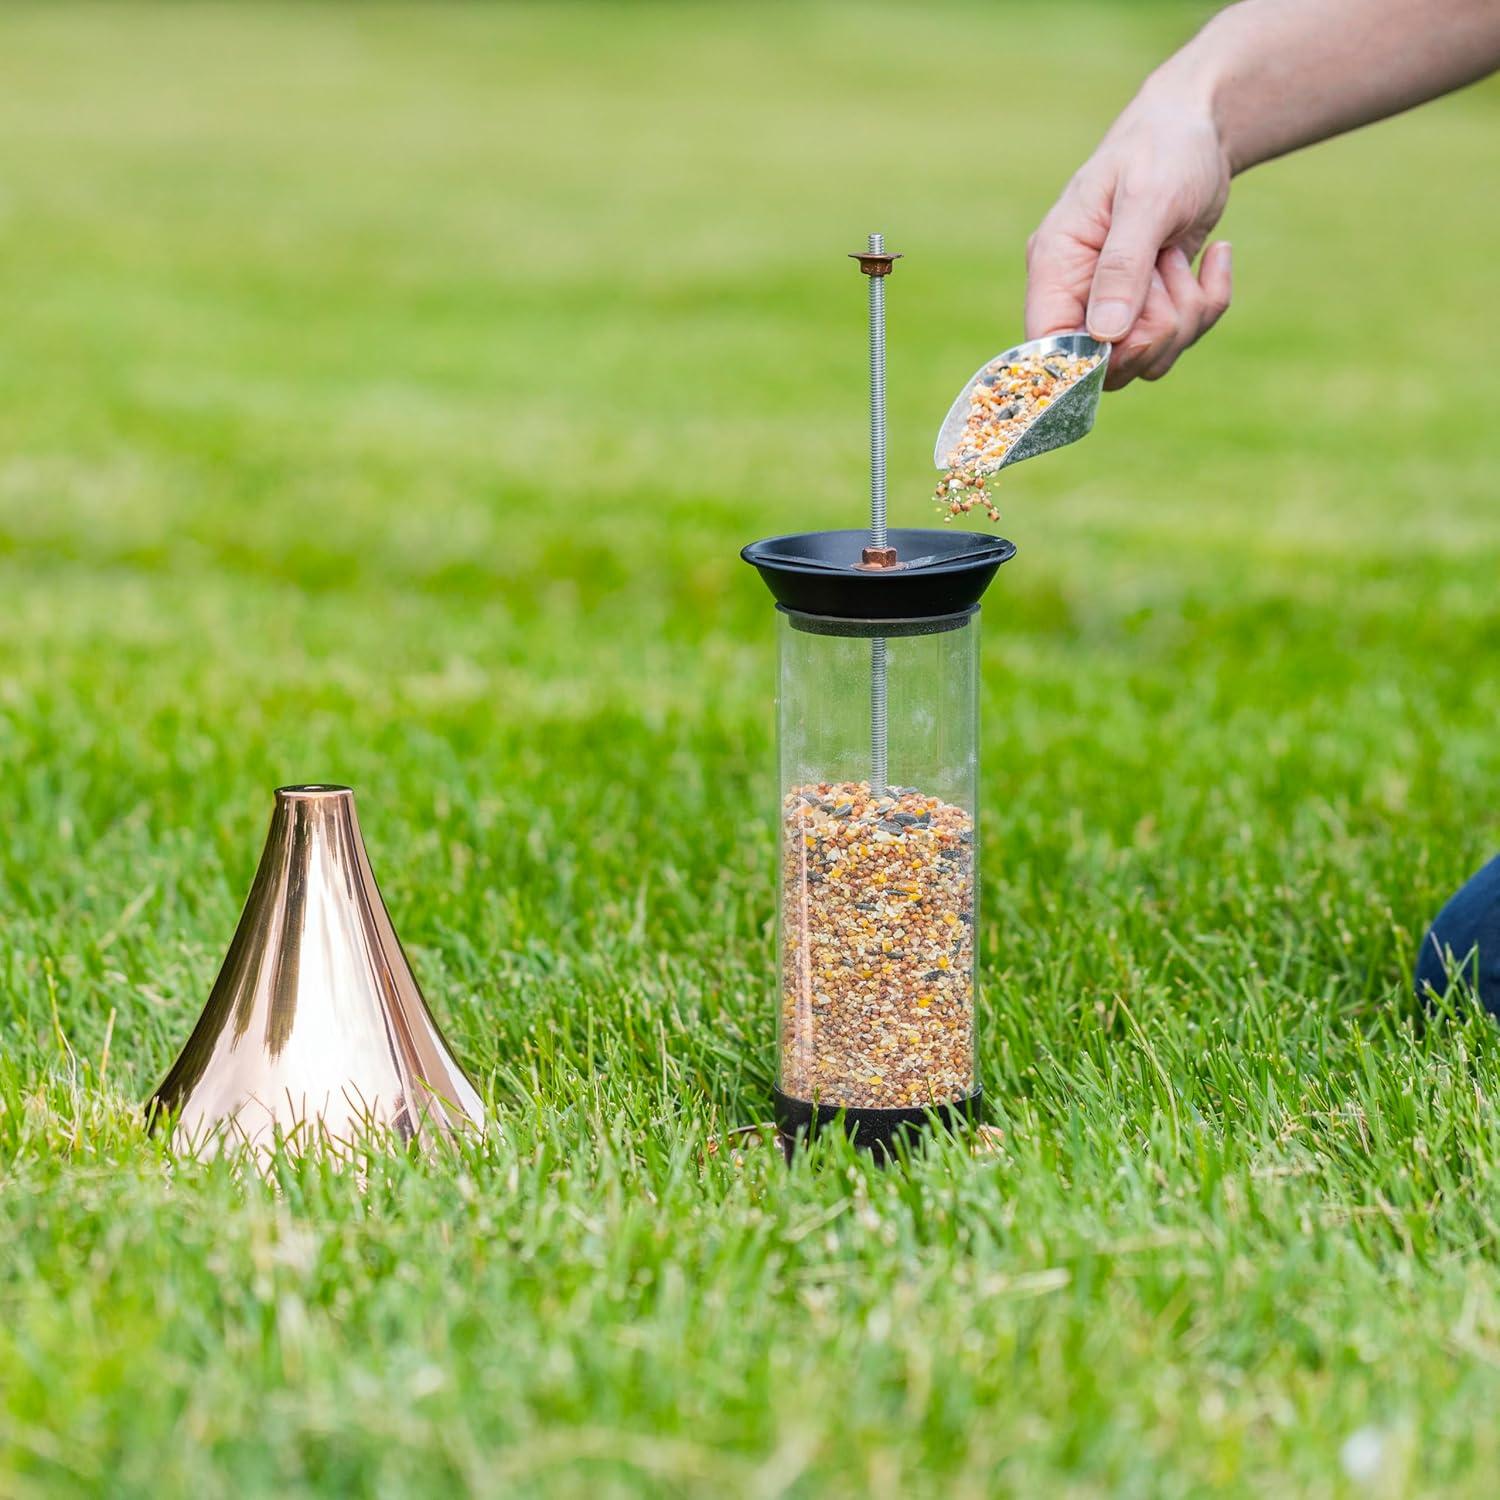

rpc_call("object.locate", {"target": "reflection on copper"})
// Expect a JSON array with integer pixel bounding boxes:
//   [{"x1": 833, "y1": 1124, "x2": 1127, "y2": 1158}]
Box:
[{"x1": 148, "y1": 785, "x2": 484, "y2": 1159}]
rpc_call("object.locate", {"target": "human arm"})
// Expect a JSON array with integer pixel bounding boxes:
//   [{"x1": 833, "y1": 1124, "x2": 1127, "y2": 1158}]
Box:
[{"x1": 1025, "y1": 0, "x2": 1500, "y2": 387}]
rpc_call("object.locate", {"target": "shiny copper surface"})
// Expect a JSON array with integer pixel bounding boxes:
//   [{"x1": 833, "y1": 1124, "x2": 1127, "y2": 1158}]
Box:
[
  {"x1": 148, "y1": 785, "x2": 484, "y2": 1158},
  {"x1": 848, "y1": 250, "x2": 902, "y2": 276}
]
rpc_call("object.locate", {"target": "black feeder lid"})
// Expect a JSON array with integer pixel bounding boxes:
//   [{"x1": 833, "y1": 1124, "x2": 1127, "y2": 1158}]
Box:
[{"x1": 741, "y1": 528, "x2": 1014, "y2": 623}]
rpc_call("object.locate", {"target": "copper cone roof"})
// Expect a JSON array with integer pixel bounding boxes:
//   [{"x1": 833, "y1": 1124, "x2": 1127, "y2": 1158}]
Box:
[{"x1": 148, "y1": 785, "x2": 484, "y2": 1158}]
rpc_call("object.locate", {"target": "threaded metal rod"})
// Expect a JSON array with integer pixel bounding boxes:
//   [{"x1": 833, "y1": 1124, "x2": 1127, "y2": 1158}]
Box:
[
  {"x1": 870, "y1": 635, "x2": 888, "y2": 795},
  {"x1": 866, "y1": 232, "x2": 889, "y2": 795},
  {"x1": 867, "y1": 232, "x2": 888, "y2": 549}
]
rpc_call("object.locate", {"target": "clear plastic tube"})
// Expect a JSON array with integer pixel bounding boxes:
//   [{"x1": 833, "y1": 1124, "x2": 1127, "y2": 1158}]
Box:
[{"x1": 776, "y1": 606, "x2": 979, "y2": 1110}]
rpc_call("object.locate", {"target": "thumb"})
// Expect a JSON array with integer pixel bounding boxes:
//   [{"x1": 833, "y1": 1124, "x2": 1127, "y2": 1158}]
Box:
[{"x1": 1086, "y1": 195, "x2": 1170, "y2": 343}]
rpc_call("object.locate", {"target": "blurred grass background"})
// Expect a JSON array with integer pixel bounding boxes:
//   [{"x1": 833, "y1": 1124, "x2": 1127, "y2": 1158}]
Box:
[{"x1": 2, "y1": 2, "x2": 1500, "y2": 1496}]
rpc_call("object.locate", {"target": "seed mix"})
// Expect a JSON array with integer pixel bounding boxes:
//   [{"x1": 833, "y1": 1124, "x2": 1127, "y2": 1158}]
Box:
[
  {"x1": 937, "y1": 348, "x2": 1102, "y2": 520},
  {"x1": 781, "y1": 781, "x2": 974, "y2": 1109}
]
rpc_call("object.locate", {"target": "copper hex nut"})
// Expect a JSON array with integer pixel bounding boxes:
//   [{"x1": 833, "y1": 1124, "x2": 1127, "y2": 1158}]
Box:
[
  {"x1": 849, "y1": 251, "x2": 902, "y2": 276},
  {"x1": 858, "y1": 545, "x2": 900, "y2": 570}
]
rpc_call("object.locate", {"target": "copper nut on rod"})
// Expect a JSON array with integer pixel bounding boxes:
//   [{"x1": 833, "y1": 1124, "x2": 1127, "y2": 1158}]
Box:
[
  {"x1": 849, "y1": 251, "x2": 902, "y2": 276},
  {"x1": 857, "y1": 545, "x2": 900, "y2": 570},
  {"x1": 146, "y1": 784, "x2": 485, "y2": 1164}
]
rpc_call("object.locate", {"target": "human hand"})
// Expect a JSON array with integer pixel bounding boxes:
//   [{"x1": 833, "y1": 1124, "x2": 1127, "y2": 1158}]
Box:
[{"x1": 1025, "y1": 94, "x2": 1234, "y2": 389}]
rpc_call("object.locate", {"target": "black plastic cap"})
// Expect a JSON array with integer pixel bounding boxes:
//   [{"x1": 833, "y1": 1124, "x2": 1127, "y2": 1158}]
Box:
[{"x1": 741, "y1": 528, "x2": 1014, "y2": 621}]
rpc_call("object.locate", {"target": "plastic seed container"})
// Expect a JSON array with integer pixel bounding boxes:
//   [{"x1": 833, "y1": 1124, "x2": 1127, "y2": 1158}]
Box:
[{"x1": 743, "y1": 527, "x2": 1013, "y2": 1153}]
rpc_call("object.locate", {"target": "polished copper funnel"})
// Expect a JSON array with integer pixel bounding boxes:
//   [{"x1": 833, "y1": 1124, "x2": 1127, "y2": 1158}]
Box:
[{"x1": 148, "y1": 785, "x2": 484, "y2": 1158}]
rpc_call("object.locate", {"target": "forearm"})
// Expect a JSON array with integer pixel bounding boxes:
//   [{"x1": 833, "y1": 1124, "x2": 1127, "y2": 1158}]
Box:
[{"x1": 1143, "y1": 0, "x2": 1500, "y2": 174}]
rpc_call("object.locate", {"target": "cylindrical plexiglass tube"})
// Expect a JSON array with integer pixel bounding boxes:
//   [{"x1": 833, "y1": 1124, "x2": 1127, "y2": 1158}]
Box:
[{"x1": 776, "y1": 605, "x2": 979, "y2": 1112}]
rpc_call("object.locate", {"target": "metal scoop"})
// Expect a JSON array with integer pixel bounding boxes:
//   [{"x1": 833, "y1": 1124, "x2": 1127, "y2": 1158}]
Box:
[{"x1": 933, "y1": 332, "x2": 1109, "y2": 478}]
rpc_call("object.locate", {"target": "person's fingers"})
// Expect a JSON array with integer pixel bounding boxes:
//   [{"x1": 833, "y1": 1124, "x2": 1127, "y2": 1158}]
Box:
[
  {"x1": 1102, "y1": 268, "x2": 1177, "y2": 389},
  {"x1": 1140, "y1": 246, "x2": 1204, "y2": 380},
  {"x1": 1027, "y1": 183, "x2": 1227, "y2": 387},
  {"x1": 1085, "y1": 188, "x2": 1172, "y2": 344},
  {"x1": 1197, "y1": 240, "x2": 1233, "y2": 332},
  {"x1": 1023, "y1": 225, "x2": 1090, "y2": 340},
  {"x1": 1141, "y1": 241, "x2": 1232, "y2": 381},
  {"x1": 1157, "y1": 243, "x2": 1200, "y2": 310}
]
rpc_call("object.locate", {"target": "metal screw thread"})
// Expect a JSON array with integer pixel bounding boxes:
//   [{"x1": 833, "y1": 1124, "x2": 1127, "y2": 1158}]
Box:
[
  {"x1": 866, "y1": 231, "x2": 889, "y2": 795},
  {"x1": 870, "y1": 635, "x2": 888, "y2": 795},
  {"x1": 867, "y1": 232, "x2": 887, "y2": 549}
]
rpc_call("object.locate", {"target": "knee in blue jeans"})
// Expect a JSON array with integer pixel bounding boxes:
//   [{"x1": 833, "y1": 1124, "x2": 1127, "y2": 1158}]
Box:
[{"x1": 1416, "y1": 854, "x2": 1500, "y2": 1016}]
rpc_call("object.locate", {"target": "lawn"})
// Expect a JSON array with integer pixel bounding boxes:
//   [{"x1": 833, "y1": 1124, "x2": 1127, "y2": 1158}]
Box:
[{"x1": 3, "y1": 2, "x2": 1500, "y2": 1495}]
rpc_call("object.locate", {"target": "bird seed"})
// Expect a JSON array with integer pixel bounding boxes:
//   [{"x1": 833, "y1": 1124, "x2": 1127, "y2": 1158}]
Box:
[{"x1": 781, "y1": 781, "x2": 975, "y2": 1109}]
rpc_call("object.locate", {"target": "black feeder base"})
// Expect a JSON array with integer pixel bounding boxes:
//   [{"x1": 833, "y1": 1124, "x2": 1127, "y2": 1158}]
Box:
[{"x1": 773, "y1": 1086, "x2": 983, "y2": 1162}]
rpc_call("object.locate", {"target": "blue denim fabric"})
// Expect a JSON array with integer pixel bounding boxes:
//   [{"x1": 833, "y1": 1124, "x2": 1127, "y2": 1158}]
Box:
[{"x1": 1416, "y1": 854, "x2": 1500, "y2": 1015}]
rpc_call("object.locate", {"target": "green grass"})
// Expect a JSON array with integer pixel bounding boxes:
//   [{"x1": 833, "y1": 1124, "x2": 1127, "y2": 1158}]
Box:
[{"x1": 3, "y1": 1, "x2": 1500, "y2": 1494}]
